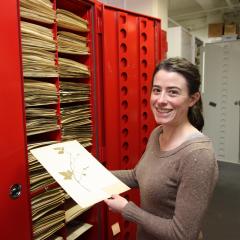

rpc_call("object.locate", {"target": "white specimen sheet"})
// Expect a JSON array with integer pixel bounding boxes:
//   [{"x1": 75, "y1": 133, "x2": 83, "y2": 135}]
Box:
[{"x1": 30, "y1": 140, "x2": 130, "y2": 208}]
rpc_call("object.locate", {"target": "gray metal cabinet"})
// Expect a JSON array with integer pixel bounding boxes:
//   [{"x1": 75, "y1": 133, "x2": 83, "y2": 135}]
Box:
[{"x1": 201, "y1": 40, "x2": 240, "y2": 163}]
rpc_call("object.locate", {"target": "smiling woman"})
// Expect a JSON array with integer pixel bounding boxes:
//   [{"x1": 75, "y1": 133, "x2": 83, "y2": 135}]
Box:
[
  {"x1": 151, "y1": 58, "x2": 204, "y2": 151},
  {"x1": 104, "y1": 57, "x2": 219, "y2": 240},
  {"x1": 151, "y1": 69, "x2": 199, "y2": 127}
]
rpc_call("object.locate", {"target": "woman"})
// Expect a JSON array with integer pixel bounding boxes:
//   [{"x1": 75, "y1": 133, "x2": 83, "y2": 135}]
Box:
[{"x1": 104, "y1": 57, "x2": 219, "y2": 240}]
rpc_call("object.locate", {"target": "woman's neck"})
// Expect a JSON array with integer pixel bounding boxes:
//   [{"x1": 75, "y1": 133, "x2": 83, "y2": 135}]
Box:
[{"x1": 159, "y1": 122, "x2": 199, "y2": 151}]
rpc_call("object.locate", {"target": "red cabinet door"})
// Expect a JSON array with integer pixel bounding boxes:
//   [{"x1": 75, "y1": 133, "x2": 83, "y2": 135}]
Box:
[
  {"x1": 101, "y1": 5, "x2": 161, "y2": 240},
  {"x1": 0, "y1": 0, "x2": 32, "y2": 238}
]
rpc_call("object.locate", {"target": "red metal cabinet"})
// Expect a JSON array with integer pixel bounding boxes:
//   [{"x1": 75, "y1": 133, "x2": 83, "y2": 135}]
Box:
[
  {"x1": 98, "y1": 5, "x2": 166, "y2": 239},
  {"x1": 160, "y1": 30, "x2": 168, "y2": 60},
  {"x1": 0, "y1": 0, "x2": 32, "y2": 238},
  {"x1": 0, "y1": 0, "x2": 102, "y2": 239}
]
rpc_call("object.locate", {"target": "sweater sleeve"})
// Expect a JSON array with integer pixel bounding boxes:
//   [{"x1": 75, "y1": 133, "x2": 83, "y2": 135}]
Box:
[
  {"x1": 111, "y1": 126, "x2": 160, "y2": 189},
  {"x1": 122, "y1": 149, "x2": 218, "y2": 240},
  {"x1": 112, "y1": 169, "x2": 139, "y2": 188}
]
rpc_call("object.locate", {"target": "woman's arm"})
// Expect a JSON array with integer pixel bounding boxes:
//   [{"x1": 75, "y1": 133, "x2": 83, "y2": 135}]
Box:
[
  {"x1": 111, "y1": 168, "x2": 139, "y2": 188},
  {"x1": 110, "y1": 149, "x2": 218, "y2": 240}
]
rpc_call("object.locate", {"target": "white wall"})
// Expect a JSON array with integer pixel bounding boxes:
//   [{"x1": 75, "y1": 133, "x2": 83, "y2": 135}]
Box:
[{"x1": 99, "y1": 0, "x2": 125, "y2": 8}]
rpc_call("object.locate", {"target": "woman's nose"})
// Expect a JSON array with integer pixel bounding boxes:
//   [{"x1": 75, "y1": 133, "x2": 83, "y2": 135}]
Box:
[{"x1": 156, "y1": 92, "x2": 167, "y2": 104}]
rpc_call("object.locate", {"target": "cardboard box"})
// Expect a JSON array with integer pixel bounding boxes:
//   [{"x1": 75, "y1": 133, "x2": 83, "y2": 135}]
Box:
[
  {"x1": 208, "y1": 23, "x2": 223, "y2": 37},
  {"x1": 224, "y1": 23, "x2": 237, "y2": 35}
]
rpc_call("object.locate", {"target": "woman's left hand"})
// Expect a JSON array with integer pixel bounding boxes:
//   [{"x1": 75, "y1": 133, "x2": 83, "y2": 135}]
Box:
[{"x1": 104, "y1": 194, "x2": 128, "y2": 213}]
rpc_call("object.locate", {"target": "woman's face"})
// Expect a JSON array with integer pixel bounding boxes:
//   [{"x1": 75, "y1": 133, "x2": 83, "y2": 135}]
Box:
[{"x1": 150, "y1": 69, "x2": 198, "y2": 127}]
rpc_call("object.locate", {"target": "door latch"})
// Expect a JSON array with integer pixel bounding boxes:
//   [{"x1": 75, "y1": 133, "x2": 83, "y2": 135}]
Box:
[{"x1": 9, "y1": 184, "x2": 22, "y2": 199}]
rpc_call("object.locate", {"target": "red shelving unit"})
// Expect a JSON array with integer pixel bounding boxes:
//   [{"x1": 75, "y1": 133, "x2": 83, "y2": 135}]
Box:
[
  {"x1": 99, "y1": 4, "x2": 167, "y2": 240},
  {"x1": 1, "y1": 0, "x2": 103, "y2": 239}
]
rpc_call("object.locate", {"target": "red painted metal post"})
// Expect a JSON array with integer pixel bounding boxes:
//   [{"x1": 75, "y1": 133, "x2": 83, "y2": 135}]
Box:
[{"x1": 0, "y1": 0, "x2": 32, "y2": 238}]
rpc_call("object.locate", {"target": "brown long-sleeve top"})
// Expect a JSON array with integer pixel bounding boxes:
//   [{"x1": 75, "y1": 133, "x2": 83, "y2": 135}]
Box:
[{"x1": 113, "y1": 126, "x2": 219, "y2": 240}]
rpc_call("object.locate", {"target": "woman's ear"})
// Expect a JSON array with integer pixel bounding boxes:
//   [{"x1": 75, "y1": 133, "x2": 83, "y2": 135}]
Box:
[{"x1": 189, "y1": 92, "x2": 200, "y2": 107}]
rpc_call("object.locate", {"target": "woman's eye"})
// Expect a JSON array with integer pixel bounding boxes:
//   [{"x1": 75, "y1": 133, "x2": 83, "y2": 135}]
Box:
[
  {"x1": 152, "y1": 88, "x2": 160, "y2": 94},
  {"x1": 168, "y1": 90, "x2": 179, "y2": 96}
]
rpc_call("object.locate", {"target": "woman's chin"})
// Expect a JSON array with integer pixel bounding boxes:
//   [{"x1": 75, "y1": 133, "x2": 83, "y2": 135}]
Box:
[
  {"x1": 155, "y1": 118, "x2": 172, "y2": 126},
  {"x1": 154, "y1": 113, "x2": 175, "y2": 126}
]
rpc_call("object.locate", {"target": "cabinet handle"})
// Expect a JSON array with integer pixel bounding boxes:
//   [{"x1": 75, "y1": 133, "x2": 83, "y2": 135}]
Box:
[
  {"x1": 234, "y1": 100, "x2": 240, "y2": 106},
  {"x1": 9, "y1": 184, "x2": 22, "y2": 199}
]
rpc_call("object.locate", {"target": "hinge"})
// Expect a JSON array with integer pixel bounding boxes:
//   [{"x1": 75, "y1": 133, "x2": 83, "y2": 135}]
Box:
[{"x1": 97, "y1": 13, "x2": 103, "y2": 33}]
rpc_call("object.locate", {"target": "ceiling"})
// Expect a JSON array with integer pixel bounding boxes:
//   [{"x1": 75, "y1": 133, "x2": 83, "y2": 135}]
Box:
[{"x1": 168, "y1": 0, "x2": 240, "y2": 30}]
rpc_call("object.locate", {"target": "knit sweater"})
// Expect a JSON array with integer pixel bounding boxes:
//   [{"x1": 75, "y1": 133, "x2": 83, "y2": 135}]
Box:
[{"x1": 113, "y1": 126, "x2": 219, "y2": 240}]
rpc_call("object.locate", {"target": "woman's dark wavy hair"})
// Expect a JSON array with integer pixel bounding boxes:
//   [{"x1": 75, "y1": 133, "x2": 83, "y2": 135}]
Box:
[{"x1": 152, "y1": 57, "x2": 204, "y2": 131}]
